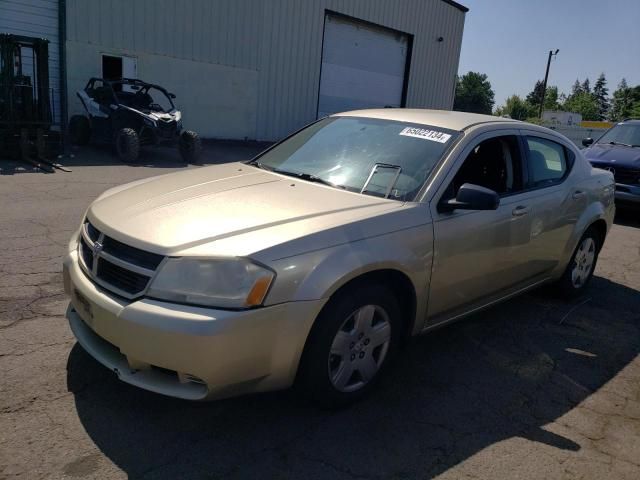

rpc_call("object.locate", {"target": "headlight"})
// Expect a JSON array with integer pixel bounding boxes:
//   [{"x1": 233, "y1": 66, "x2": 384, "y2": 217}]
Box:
[{"x1": 147, "y1": 258, "x2": 275, "y2": 309}]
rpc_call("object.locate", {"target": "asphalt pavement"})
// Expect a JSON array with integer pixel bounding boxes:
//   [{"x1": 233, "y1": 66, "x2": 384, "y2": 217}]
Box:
[{"x1": 1, "y1": 144, "x2": 639, "y2": 480}]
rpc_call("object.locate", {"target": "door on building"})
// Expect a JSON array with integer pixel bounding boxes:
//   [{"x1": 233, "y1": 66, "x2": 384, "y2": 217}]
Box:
[
  {"x1": 317, "y1": 13, "x2": 411, "y2": 118},
  {"x1": 102, "y1": 54, "x2": 137, "y2": 91}
]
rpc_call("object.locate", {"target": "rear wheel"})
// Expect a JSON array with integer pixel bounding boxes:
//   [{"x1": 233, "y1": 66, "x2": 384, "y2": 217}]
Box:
[
  {"x1": 297, "y1": 284, "x2": 401, "y2": 408},
  {"x1": 556, "y1": 227, "x2": 601, "y2": 297},
  {"x1": 68, "y1": 115, "x2": 91, "y2": 146},
  {"x1": 114, "y1": 128, "x2": 140, "y2": 163},
  {"x1": 179, "y1": 130, "x2": 202, "y2": 164}
]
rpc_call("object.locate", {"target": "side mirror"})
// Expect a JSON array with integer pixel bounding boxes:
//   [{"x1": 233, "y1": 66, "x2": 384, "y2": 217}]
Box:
[
  {"x1": 582, "y1": 137, "x2": 594, "y2": 147},
  {"x1": 169, "y1": 93, "x2": 176, "y2": 99},
  {"x1": 439, "y1": 183, "x2": 500, "y2": 212}
]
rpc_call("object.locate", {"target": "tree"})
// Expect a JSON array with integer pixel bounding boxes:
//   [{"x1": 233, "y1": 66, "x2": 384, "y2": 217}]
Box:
[
  {"x1": 564, "y1": 92, "x2": 599, "y2": 120},
  {"x1": 526, "y1": 80, "x2": 545, "y2": 108},
  {"x1": 571, "y1": 79, "x2": 583, "y2": 96},
  {"x1": 453, "y1": 72, "x2": 495, "y2": 115},
  {"x1": 631, "y1": 85, "x2": 640, "y2": 118},
  {"x1": 592, "y1": 73, "x2": 610, "y2": 120},
  {"x1": 494, "y1": 95, "x2": 535, "y2": 120},
  {"x1": 609, "y1": 78, "x2": 633, "y2": 121},
  {"x1": 543, "y1": 86, "x2": 560, "y2": 111},
  {"x1": 581, "y1": 78, "x2": 591, "y2": 94}
]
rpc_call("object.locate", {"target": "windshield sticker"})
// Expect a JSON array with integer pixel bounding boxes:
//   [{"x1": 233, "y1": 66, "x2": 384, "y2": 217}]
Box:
[{"x1": 399, "y1": 127, "x2": 451, "y2": 143}]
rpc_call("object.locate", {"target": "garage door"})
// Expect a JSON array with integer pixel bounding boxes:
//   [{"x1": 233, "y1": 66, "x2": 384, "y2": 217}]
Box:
[
  {"x1": 317, "y1": 14, "x2": 410, "y2": 118},
  {"x1": 0, "y1": 0, "x2": 60, "y2": 125}
]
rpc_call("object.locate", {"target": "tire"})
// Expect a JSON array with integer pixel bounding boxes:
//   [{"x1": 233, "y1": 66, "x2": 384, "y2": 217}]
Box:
[
  {"x1": 179, "y1": 130, "x2": 202, "y2": 164},
  {"x1": 114, "y1": 128, "x2": 140, "y2": 163},
  {"x1": 555, "y1": 227, "x2": 601, "y2": 297},
  {"x1": 297, "y1": 283, "x2": 402, "y2": 408},
  {"x1": 68, "y1": 115, "x2": 91, "y2": 146}
]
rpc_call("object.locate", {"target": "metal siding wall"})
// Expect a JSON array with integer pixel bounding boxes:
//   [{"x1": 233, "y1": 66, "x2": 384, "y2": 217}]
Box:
[
  {"x1": 0, "y1": 0, "x2": 61, "y2": 124},
  {"x1": 65, "y1": 0, "x2": 465, "y2": 141},
  {"x1": 255, "y1": 0, "x2": 466, "y2": 140}
]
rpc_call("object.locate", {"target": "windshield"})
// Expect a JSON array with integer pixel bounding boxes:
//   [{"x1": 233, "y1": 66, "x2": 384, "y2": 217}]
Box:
[
  {"x1": 596, "y1": 123, "x2": 640, "y2": 147},
  {"x1": 114, "y1": 85, "x2": 175, "y2": 113},
  {"x1": 251, "y1": 117, "x2": 457, "y2": 201}
]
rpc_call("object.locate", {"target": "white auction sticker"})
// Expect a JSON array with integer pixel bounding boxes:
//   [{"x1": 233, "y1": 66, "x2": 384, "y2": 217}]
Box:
[{"x1": 399, "y1": 127, "x2": 451, "y2": 143}]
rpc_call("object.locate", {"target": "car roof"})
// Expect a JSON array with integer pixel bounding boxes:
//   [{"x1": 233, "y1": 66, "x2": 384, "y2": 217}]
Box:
[{"x1": 333, "y1": 108, "x2": 521, "y2": 131}]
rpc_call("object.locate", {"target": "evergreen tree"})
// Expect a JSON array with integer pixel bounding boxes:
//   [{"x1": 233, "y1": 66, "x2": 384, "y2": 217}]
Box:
[
  {"x1": 571, "y1": 79, "x2": 583, "y2": 96},
  {"x1": 581, "y1": 78, "x2": 591, "y2": 94},
  {"x1": 526, "y1": 80, "x2": 545, "y2": 108},
  {"x1": 592, "y1": 73, "x2": 609, "y2": 120},
  {"x1": 609, "y1": 78, "x2": 633, "y2": 121}
]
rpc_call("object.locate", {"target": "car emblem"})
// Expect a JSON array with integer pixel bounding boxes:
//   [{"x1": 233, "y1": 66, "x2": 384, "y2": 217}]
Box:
[{"x1": 92, "y1": 241, "x2": 104, "y2": 255}]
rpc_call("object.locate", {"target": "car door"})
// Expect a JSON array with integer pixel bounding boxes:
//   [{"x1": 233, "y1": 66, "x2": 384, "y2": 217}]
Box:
[
  {"x1": 518, "y1": 129, "x2": 586, "y2": 274},
  {"x1": 426, "y1": 129, "x2": 539, "y2": 323}
]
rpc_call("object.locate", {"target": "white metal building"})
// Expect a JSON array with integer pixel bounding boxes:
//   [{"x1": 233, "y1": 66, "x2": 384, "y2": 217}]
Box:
[{"x1": 4, "y1": 0, "x2": 468, "y2": 142}]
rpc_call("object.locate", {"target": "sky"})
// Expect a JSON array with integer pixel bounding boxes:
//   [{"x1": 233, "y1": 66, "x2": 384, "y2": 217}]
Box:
[{"x1": 457, "y1": 0, "x2": 640, "y2": 108}]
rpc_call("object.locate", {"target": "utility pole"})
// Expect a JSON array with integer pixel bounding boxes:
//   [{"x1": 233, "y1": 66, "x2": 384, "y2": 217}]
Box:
[{"x1": 539, "y1": 49, "x2": 559, "y2": 119}]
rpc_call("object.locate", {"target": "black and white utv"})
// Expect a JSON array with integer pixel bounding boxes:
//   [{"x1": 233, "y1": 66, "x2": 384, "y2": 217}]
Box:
[{"x1": 69, "y1": 78, "x2": 201, "y2": 163}]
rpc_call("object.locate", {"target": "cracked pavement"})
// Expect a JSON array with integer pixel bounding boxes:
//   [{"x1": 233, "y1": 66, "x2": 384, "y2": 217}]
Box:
[{"x1": 1, "y1": 145, "x2": 640, "y2": 480}]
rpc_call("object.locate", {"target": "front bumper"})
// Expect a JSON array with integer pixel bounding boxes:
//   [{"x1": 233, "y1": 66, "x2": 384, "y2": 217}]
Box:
[
  {"x1": 614, "y1": 183, "x2": 640, "y2": 204},
  {"x1": 63, "y1": 250, "x2": 326, "y2": 400}
]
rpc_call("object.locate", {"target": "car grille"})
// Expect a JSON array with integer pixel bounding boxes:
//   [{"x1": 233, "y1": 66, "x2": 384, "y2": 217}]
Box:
[
  {"x1": 78, "y1": 221, "x2": 164, "y2": 299},
  {"x1": 590, "y1": 162, "x2": 640, "y2": 185}
]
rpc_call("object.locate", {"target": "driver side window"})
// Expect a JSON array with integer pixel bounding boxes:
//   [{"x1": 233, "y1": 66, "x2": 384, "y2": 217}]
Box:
[{"x1": 447, "y1": 135, "x2": 524, "y2": 199}]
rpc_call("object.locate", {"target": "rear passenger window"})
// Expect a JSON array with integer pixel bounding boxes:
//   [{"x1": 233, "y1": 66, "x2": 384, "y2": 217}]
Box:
[{"x1": 525, "y1": 137, "x2": 569, "y2": 187}]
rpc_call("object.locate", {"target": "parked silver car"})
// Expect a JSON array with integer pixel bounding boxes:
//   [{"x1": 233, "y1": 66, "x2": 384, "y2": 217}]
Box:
[{"x1": 63, "y1": 109, "x2": 615, "y2": 406}]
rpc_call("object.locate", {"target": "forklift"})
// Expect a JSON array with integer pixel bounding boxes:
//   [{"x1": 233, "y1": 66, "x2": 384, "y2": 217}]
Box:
[{"x1": 0, "y1": 33, "x2": 67, "y2": 172}]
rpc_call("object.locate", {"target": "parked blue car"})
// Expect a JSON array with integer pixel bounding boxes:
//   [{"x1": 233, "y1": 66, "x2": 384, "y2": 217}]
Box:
[{"x1": 582, "y1": 119, "x2": 640, "y2": 206}]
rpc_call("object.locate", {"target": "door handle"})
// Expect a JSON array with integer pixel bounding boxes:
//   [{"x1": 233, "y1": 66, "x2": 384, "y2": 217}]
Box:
[
  {"x1": 572, "y1": 190, "x2": 586, "y2": 200},
  {"x1": 512, "y1": 206, "x2": 530, "y2": 217}
]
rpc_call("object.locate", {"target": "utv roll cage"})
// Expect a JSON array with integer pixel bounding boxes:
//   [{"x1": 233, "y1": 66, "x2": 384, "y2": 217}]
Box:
[{"x1": 84, "y1": 77, "x2": 176, "y2": 112}]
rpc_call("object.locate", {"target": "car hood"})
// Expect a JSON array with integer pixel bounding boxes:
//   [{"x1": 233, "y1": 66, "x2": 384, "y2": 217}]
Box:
[
  {"x1": 87, "y1": 162, "x2": 404, "y2": 258},
  {"x1": 583, "y1": 143, "x2": 640, "y2": 168}
]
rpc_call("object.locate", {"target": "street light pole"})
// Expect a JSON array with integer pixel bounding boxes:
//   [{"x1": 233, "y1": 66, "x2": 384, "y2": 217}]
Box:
[{"x1": 539, "y1": 49, "x2": 559, "y2": 119}]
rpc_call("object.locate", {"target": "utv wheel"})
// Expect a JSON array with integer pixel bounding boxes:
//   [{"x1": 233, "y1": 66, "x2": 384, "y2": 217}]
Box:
[
  {"x1": 114, "y1": 128, "x2": 140, "y2": 163},
  {"x1": 179, "y1": 130, "x2": 202, "y2": 164},
  {"x1": 68, "y1": 115, "x2": 91, "y2": 146},
  {"x1": 297, "y1": 283, "x2": 401, "y2": 408},
  {"x1": 555, "y1": 227, "x2": 601, "y2": 297}
]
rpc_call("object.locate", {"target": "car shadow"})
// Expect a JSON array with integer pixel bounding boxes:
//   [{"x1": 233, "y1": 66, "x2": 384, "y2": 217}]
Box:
[{"x1": 66, "y1": 276, "x2": 640, "y2": 479}]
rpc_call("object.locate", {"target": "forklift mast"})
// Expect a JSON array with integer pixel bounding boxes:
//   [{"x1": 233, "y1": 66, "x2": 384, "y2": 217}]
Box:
[
  {"x1": 0, "y1": 33, "x2": 52, "y2": 127},
  {"x1": 0, "y1": 33, "x2": 67, "y2": 171}
]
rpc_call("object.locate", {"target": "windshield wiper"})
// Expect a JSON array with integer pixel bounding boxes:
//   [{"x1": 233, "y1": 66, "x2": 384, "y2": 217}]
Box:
[
  {"x1": 607, "y1": 141, "x2": 634, "y2": 147},
  {"x1": 270, "y1": 168, "x2": 344, "y2": 189}
]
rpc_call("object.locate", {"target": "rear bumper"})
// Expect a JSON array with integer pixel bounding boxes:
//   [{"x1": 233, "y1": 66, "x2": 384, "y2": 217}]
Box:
[{"x1": 63, "y1": 251, "x2": 326, "y2": 400}]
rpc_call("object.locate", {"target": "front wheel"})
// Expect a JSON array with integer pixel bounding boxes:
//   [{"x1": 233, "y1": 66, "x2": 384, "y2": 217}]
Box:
[
  {"x1": 179, "y1": 130, "x2": 202, "y2": 164},
  {"x1": 297, "y1": 284, "x2": 401, "y2": 408},
  {"x1": 555, "y1": 228, "x2": 601, "y2": 297},
  {"x1": 114, "y1": 128, "x2": 140, "y2": 163}
]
